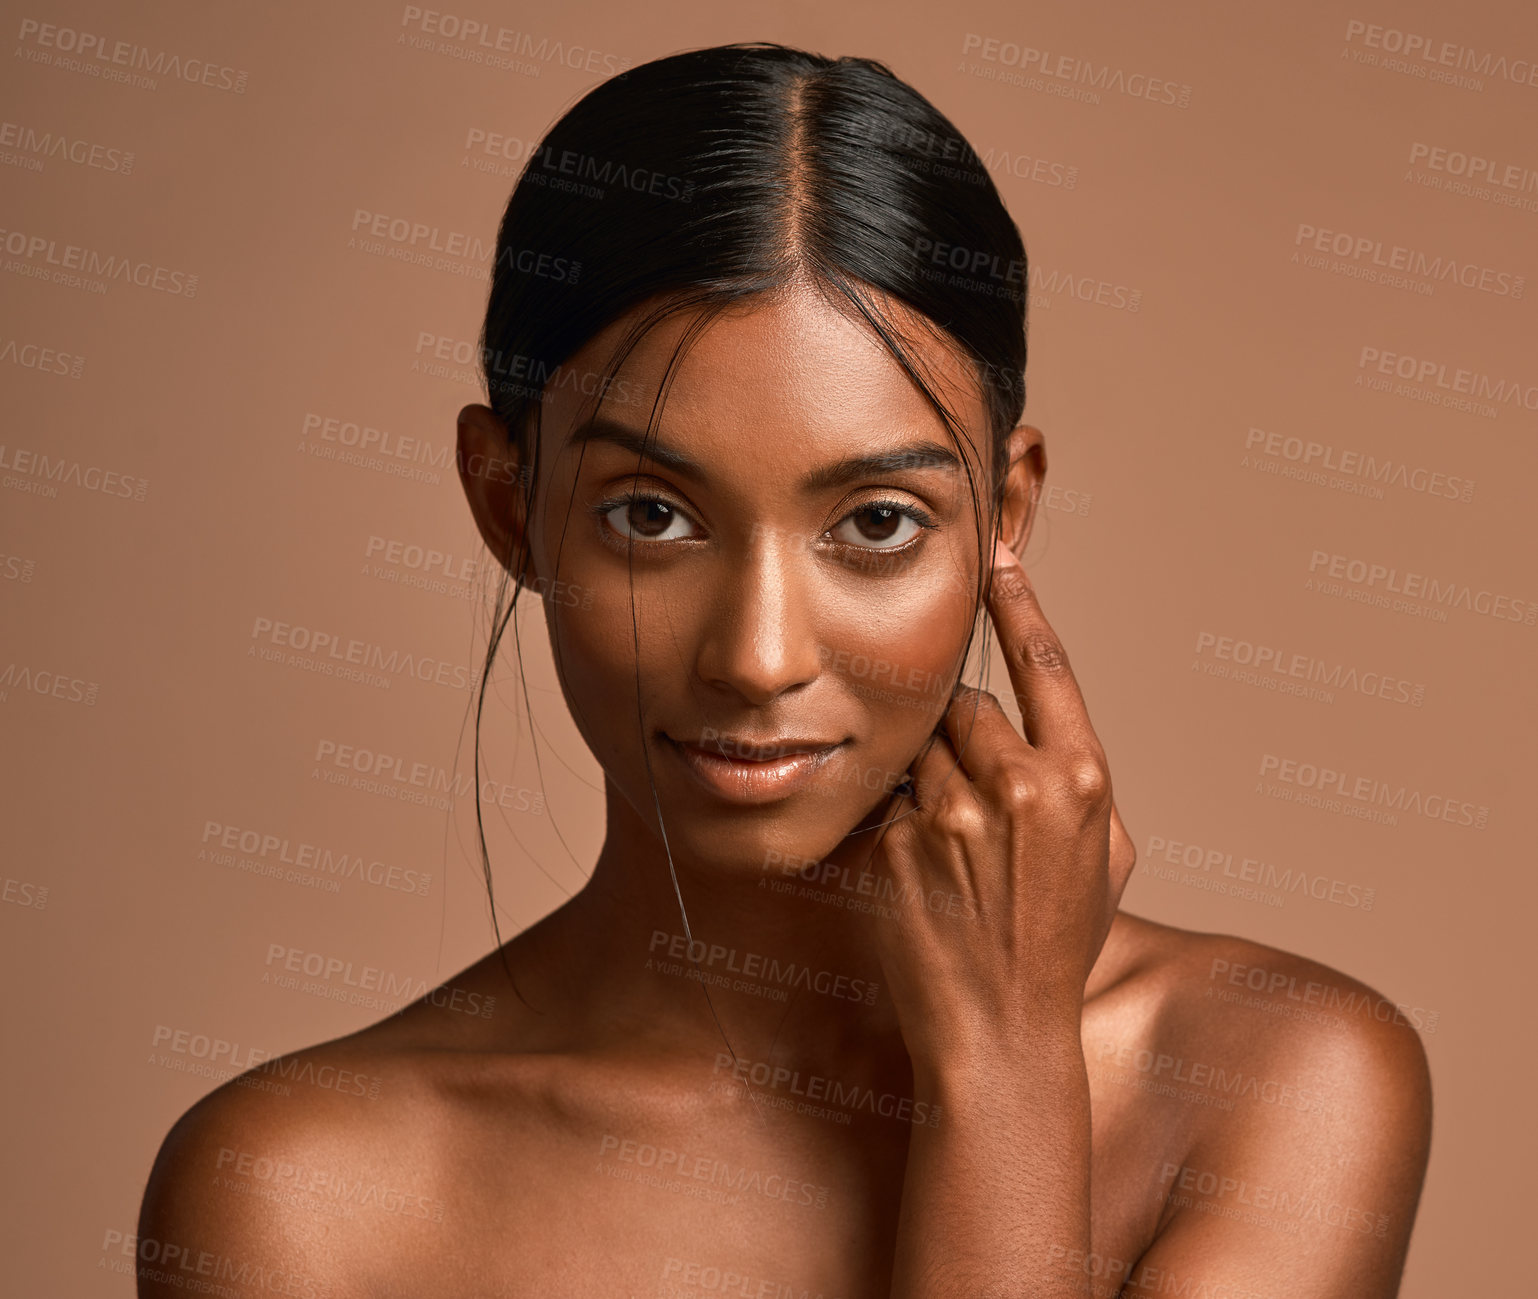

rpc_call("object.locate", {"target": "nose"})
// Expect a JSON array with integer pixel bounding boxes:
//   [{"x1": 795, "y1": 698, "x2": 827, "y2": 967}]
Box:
[{"x1": 693, "y1": 533, "x2": 823, "y2": 705}]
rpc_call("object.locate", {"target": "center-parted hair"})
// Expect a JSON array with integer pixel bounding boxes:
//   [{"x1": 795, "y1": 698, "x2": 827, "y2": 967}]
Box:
[
  {"x1": 467, "y1": 41, "x2": 1030, "y2": 987},
  {"x1": 481, "y1": 41, "x2": 1027, "y2": 488}
]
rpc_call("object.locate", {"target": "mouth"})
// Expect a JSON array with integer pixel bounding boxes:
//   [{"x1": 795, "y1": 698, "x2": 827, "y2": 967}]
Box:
[{"x1": 661, "y1": 732, "x2": 848, "y2": 805}]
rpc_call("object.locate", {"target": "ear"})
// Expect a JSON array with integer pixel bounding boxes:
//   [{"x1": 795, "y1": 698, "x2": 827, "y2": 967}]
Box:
[
  {"x1": 996, "y1": 423, "x2": 1047, "y2": 560},
  {"x1": 456, "y1": 403, "x2": 539, "y2": 585}
]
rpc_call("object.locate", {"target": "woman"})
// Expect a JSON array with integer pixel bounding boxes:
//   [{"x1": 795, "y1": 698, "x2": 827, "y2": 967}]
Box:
[{"x1": 138, "y1": 43, "x2": 1431, "y2": 1298}]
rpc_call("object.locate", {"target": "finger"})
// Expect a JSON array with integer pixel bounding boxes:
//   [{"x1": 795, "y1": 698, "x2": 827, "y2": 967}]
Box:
[
  {"x1": 903, "y1": 724, "x2": 969, "y2": 811},
  {"x1": 986, "y1": 541, "x2": 1099, "y2": 754},
  {"x1": 859, "y1": 728, "x2": 969, "y2": 885},
  {"x1": 1108, "y1": 802, "x2": 1137, "y2": 892},
  {"x1": 937, "y1": 685, "x2": 1032, "y2": 787},
  {"x1": 1098, "y1": 802, "x2": 1138, "y2": 950}
]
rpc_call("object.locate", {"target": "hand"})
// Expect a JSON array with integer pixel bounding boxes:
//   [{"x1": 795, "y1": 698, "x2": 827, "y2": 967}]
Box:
[{"x1": 831, "y1": 539, "x2": 1137, "y2": 1069}]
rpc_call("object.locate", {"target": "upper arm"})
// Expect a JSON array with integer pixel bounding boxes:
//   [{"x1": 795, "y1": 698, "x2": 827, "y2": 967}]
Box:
[{"x1": 1120, "y1": 950, "x2": 1433, "y2": 1299}]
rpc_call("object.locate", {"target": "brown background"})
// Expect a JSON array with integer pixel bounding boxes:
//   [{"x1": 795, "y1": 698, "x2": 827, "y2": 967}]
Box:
[{"x1": 2, "y1": 0, "x2": 1535, "y2": 1291}]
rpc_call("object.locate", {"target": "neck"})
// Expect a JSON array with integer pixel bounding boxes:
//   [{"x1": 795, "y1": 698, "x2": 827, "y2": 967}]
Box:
[
  {"x1": 521, "y1": 778, "x2": 913, "y2": 1078},
  {"x1": 505, "y1": 778, "x2": 1132, "y2": 1080}
]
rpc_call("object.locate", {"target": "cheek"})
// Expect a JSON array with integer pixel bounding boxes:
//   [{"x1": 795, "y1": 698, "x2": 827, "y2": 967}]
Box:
[
  {"x1": 817, "y1": 559, "x2": 977, "y2": 737},
  {"x1": 540, "y1": 581, "x2": 650, "y2": 770},
  {"x1": 529, "y1": 498, "x2": 646, "y2": 748}
]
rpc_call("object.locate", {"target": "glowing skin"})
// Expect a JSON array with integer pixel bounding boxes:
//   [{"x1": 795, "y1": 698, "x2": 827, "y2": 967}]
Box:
[
  {"x1": 449, "y1": 273, "x2": 1065, "y2": 1077},
  {"x1": 512, "y1": 274, "x2": 1000, "y2": 891},
  {"x1": 136, "y1": 274, "x2": 1432, "y2": 1299}
]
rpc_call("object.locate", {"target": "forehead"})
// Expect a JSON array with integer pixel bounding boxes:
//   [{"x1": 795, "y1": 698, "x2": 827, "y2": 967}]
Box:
[{"x1": 540, "y1": 277, "x2": 990, "y2": 472}]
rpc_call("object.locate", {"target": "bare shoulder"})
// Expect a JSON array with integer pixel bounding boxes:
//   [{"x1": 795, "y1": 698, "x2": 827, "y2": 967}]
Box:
[
  {"x1": 1091, "y1": 911, "x2": 1433, "y2": 1291},
  {"x1": 136, "y1": 961, "x2": 522, "y2": 1299},
  {"x1": 1104, "y1": 910, "x2": 1434, "y2": 1102},
  {"x1": 137, "y1": 1031, "x2": 438, "y2": 1296}
]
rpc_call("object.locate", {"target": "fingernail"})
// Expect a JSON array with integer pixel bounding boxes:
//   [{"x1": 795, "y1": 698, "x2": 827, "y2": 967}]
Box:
[{"x1": 993, "y1": 539, "x2": 1020, "y2": 569}]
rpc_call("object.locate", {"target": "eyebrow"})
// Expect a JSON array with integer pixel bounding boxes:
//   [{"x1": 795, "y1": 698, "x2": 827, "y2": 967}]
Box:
[{"x1": 567, "y1": 416, "x2": 962, "y2": 491}]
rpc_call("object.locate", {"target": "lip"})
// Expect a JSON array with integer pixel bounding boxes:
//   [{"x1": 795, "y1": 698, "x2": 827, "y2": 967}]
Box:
[
  {"x1": 663, "y1": 734, "x2": 845, "y2": 804},
  {"x1": 690, "y1": 733, "x2": 843, "y2": 762}
]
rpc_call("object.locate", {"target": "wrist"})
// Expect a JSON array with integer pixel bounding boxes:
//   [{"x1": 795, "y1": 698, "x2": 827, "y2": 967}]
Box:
[{"x1": 909, "y1": 1020, "x2": 1086, "y2": 1101}]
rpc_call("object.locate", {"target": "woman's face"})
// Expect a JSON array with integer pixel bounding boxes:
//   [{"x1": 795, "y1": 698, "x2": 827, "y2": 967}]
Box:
[{"x1": 497, "y1": 278, "x2": 1010, "y2": 874}]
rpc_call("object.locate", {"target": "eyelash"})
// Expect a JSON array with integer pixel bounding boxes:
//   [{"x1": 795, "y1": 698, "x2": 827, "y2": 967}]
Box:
[{"x1": 591, "y1": 490, "x2": 939, "y2": 561}]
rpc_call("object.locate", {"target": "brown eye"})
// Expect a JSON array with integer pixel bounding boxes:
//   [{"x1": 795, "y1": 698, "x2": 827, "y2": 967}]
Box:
[
  {"x1": 831, "y1": 503, "x2": 925, "y2": 551},
  {"x1": 601, "y1": 495, "x2": 697, "y2": 542}
]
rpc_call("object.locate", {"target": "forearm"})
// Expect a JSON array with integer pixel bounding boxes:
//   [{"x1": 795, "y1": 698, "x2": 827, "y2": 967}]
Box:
[{"x1": 889, "y1": 1026, "x2": 1093, "y2": 1299}]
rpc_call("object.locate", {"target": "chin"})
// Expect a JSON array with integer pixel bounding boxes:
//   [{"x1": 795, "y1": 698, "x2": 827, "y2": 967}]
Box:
[
  {"x1": 645, "y1": 781, "x2": 886, "y2": 882},
  {"x1": 658, "y1": 804, "x2": 851, "y2": 878}
]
